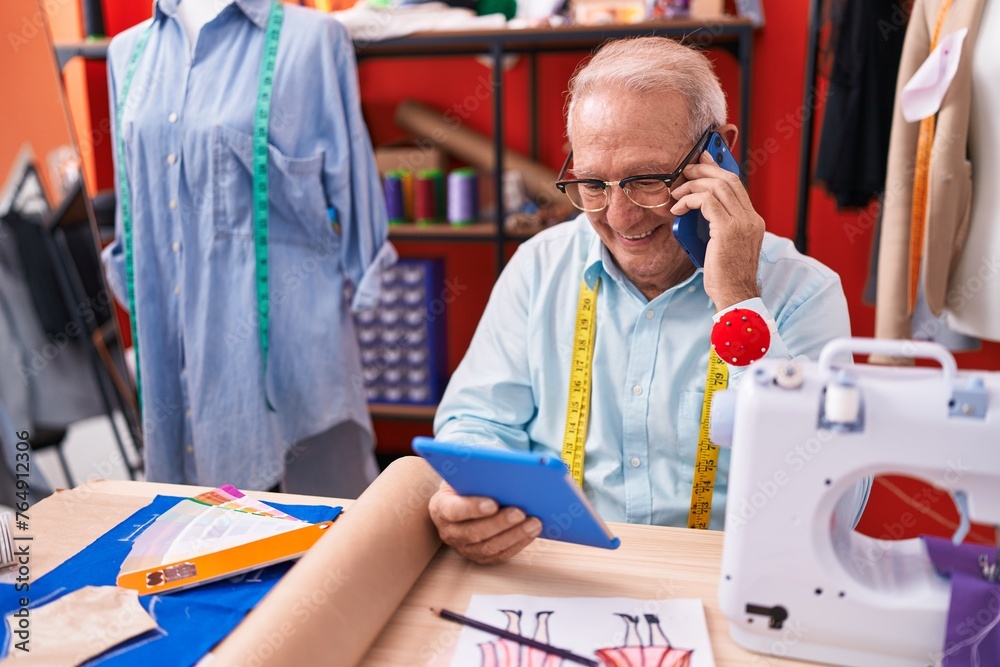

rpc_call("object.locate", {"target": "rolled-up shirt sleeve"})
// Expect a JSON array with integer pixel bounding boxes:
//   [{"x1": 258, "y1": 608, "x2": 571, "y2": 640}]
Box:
[
  {"x1": 721, "y1": 275, "x2": 852, "y2": 387},
  {"x1": 317, "y1": 17, "x2": 393, "y2": 311}
]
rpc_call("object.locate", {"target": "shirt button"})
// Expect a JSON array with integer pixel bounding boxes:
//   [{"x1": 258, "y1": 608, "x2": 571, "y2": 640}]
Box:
[
  {"x1": 632, "y1": 385, "x2": 642, "y2": 395},
  {"x1": 167, "y1": 153, "x2": 177, "y2": 165},
  {"x1": 174, "y1": 285, "x2": 181, "y2": 294},
  {"x1": 630, "y1": 457, "x2": 641, "y2": 468},
  {"x1": 688, "y1": 285, "x2": 696, "y2": 293},
  {"x1": 186, "y1": 410, "x2": 192, "y2": 418},
  {"x1": 172, "y1": 242, "x2": 180, "y2": 252},
  {"x1": 169, "y1": 198, "x2": 178, "y2": 210},
  {"x1": 168, "y1": 112, "x2": 178, "y2": 123},
  {"x1": 645, "y1": 310, "x2": 654, "y2": 320},
  {"x1": 186, "y1": 444, "x2": 193, "y2": 453}
]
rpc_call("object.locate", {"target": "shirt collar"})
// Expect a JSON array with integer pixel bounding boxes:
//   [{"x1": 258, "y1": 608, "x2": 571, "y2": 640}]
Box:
[
  {"x1": 154, "y1": 0, "x2": 272, "y2": 29},
  {"x1": 582, "y1": 231, "x2": 606, "y2": 290}
]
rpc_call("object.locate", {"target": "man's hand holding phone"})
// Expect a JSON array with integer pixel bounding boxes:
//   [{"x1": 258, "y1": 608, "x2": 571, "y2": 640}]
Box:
[{"x1": 669, "y1": 129, "x2": 764, "y2": 311}]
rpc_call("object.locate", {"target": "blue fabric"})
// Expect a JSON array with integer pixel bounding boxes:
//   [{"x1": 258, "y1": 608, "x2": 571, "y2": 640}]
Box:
[
  {"x1": 0, "y1": 495, "x2": 341, "y2": 665},
  {"x1": 435, "y1": 214, "x2": 858, "y2": 529},
  {"x1": 101, "y1": 0, "x2": 395, "y2": 489}
]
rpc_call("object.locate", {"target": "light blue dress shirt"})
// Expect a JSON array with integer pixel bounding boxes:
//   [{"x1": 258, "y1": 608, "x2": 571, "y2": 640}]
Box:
[
  {"x1": 435, "y1": 214, "x2": 857, "y2": 529},
  {"x1": 102, "y1": 0, "x2": 394, "y2": 489}
]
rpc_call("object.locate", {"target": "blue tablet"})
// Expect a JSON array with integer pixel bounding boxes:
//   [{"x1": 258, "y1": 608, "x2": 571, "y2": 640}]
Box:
[{"x1": 413, "y1": 437, "x2": 620, "y2": 550}]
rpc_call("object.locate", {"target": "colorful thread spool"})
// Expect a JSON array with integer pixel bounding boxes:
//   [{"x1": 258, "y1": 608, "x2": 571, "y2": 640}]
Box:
[
  {"x1": 400, "y1": 170, "x2": 414, "y2": 221},
  {"x1": 447, "y1": 168, "x2": 479, "y2": 226},
  {"x1": 415, "y1": 169, "x2": 444, "y2": 224},
  {"x1": 383, "y1": 171, "x2": 406, "y2": 224},
  {"x1": 429, "y1": 169, "x2": 445, "y2": 221},
  {"x1": 415, "y1": 173, "x2": 436, "y2": 224}
]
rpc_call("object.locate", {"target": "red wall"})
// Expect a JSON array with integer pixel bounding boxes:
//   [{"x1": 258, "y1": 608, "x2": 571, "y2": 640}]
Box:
[{"x1": 96, "y1": 0, "x2": 996, "y2": 543}]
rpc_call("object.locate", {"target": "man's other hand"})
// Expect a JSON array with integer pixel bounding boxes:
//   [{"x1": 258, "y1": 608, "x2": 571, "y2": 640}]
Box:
[{"x1": 428, "y1": 481, "x2": 542, "y2": 565}]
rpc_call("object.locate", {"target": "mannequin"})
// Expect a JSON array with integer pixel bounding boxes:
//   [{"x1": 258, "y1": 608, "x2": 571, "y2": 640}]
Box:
[
  {"x1": 944, "y1": 0, "x2": 1000, "y2": 341},
  {"x1": 175, "y1": 0, "x2": 227, "y2": 51},
  {"x1": 103, "y1": 0, "x2": 394, "y2": 496},
  {"x1": 874, "y1": 0, "x2": 986, "y2": 353}
]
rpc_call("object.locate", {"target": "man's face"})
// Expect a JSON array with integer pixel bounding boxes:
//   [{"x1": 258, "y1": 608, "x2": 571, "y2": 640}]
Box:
[{"x1": 569, "y1": 88, "x2": 696, "y2": 295}]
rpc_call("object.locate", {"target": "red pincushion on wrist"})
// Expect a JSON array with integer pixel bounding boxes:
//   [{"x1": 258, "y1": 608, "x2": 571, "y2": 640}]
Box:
[{"x1": 711, "y1": 308, "x2": 771, "y2": 366}]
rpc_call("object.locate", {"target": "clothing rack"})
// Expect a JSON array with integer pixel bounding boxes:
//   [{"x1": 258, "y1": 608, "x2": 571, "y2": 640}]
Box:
[{"x1": 794, "y1": 0, "x2": 823, "y2": 255}]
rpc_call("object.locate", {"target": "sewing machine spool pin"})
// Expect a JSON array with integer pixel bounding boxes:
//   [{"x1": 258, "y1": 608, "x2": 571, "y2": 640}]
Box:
[
  {"x1": 819, "y1": 370, "x2": 864, "y2": 433},
  {"x1": 773, "y1": 360, "x2": 803, "y2": 390}
]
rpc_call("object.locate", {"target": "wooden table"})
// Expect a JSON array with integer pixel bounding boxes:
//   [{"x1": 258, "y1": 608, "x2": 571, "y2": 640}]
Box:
[{"x1": 12, "y1": 479, "x2": 814, "y2": 666}]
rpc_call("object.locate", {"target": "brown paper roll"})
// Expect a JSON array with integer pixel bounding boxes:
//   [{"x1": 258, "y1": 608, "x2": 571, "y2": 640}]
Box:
[
  {"x1": 394, "y1": 99, "x2": 564, "y2": 209},
  {"x1": 210, "y1": 456, "x2": 443, "y2": 667}
]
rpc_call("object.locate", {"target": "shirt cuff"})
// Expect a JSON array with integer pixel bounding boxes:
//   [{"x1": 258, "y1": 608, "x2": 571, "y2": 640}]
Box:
[
  {"x1": 350, "y1": 241, "x2": 399, "y2": 312},
  {"x1": 100, "y1": 240, "x2": 128, "y2": 308},
  {"x1": 713, "y1": 297, "x2": 777, "y2": 334}
]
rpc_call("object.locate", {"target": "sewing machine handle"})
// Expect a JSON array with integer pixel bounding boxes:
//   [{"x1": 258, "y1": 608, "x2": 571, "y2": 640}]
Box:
[{"x1": 818, "y1": 337, "x2": 957, "y2": 383}]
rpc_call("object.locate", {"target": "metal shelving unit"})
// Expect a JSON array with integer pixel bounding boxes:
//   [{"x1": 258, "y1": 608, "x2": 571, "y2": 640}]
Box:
[
  {"x1": 55, "y1": 16, "x2": 754, "y2": 275},
  {"x1": 54, "y1": 18, "x2": 755, "y2": 423},
  {"x1": 356, "y1": 18, "x2": 755, "y2": 274}
]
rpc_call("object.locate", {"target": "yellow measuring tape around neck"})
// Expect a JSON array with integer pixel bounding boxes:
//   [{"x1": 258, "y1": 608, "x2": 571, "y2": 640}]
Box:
[
  {"x1": 560, "y1": 278, "x2": 728, "y2": 529},
  {"x1": 561, "y1": 278, "x2": 600, "y2": 485},
  {"x1": 688, "y1": 348, "x2": 728, "y2": 529}
]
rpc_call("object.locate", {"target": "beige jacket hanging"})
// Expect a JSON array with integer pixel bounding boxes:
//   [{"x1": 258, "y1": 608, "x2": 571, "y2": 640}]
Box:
[{"x1": 875, "y1": 0, "x2": 986, "y2": 344}]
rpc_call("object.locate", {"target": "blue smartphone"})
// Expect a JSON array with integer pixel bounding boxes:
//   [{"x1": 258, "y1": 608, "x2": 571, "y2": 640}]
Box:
[{"x1": 671, "y1": 132, "x2": 742, "y2": 268}]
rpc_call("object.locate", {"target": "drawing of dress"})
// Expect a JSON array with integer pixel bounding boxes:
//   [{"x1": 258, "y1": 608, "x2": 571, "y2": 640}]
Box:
[
  {"x1": 479, "y1": 610, "x2": 563, "y2": 667},
  {"x1": 594, "y1": 614, "x2": 694, "y2": 667}
]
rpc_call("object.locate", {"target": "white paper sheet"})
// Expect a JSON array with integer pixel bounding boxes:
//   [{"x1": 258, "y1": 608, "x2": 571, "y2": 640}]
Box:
[
  {"x1": 449, "y1": 595, "x2": 715, "y2": 667},
  {"x1": 900, "y1": 28, "x2": 968, "y2": 122}
]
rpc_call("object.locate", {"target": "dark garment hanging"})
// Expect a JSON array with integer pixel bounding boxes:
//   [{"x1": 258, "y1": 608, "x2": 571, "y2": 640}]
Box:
[{"x1": 815, "y1": 0, "x2": 909, "y2": 209}]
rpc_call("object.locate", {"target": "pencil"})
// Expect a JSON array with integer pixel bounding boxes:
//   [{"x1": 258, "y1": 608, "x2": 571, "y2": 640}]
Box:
[{"x1": 433, "y1": 607, "x2": 600, "y2": 667}]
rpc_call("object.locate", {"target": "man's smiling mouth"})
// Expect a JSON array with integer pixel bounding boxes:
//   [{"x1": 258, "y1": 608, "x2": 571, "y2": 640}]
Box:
[{"x1": 619, "y1": 227, "x2": 657, "y2": 241}]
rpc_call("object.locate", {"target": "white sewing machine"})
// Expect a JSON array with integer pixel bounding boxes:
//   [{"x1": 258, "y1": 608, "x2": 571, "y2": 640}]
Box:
[{"x1": 711, "y1": 338, "x2": 1000, "y2": 667}]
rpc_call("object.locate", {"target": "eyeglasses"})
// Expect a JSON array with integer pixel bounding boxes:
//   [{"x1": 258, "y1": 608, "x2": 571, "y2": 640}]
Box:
[{"x1": 555, "y1": 127, "x2": 714, "y2": 213}]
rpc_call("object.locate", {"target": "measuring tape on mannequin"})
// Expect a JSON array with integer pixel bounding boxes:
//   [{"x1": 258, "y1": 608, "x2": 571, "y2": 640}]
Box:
[
  {"x1": 560, "y1": 279, "x2": 729, "y2": 530},
  {"x1": 115, "y1": 2, "x2": 283, "y2": 413},
  {"x1": 907, "y1": 0, "x2": 954, "y2": 311}
]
